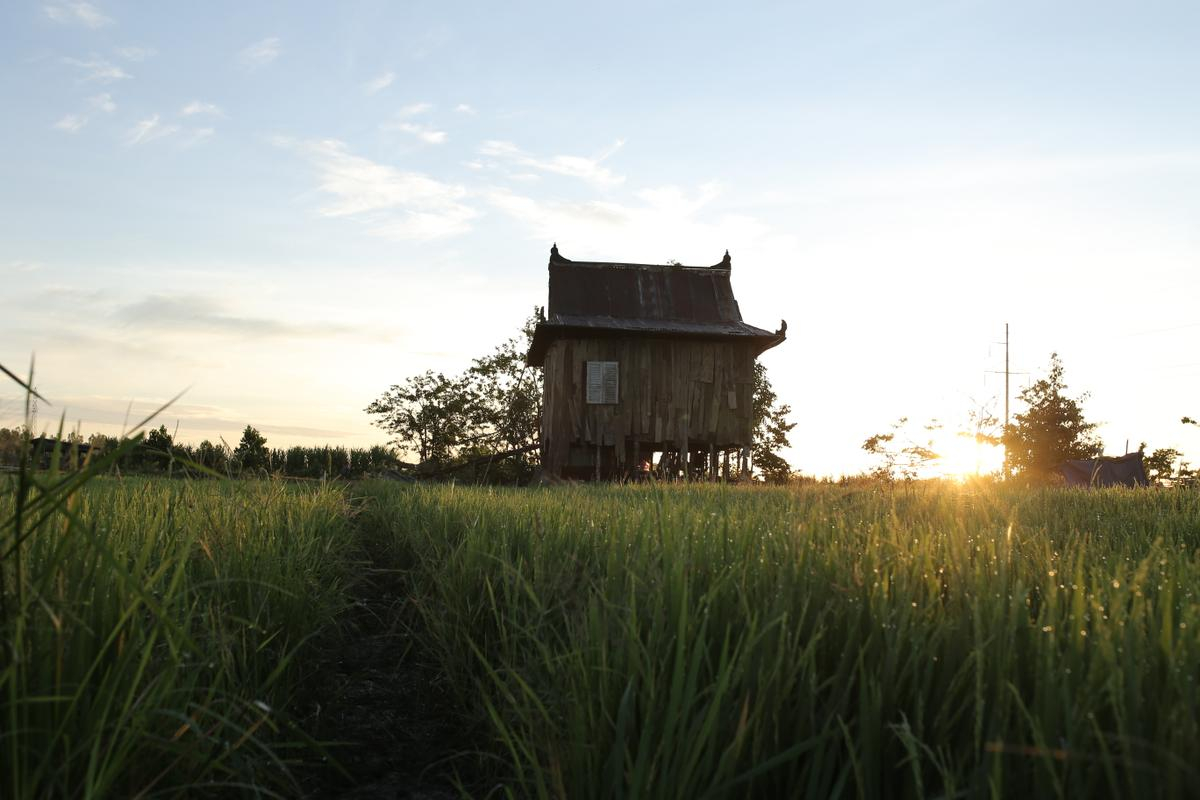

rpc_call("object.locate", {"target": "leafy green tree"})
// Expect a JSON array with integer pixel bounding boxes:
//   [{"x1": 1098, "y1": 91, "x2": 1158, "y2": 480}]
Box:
[
  {"x1": 325, "y1": 446, "x2": 350, "y2": 476},
  {"x1": 234, "y1": 425, "x2": 270, "y2": 472},
  {"x1": 752, "y1": 362, "x2": 796, "y2": 484},
  {"x1": 134, "y1": 425, "x2": 175, "y2": 471},
  {"x1": 284, "y1": 446, "x2": 307, "y2": 476},
  {"x1": 1140, "y1": 444, "x2": 1182, "y2": 486},
  {"x1": 0, "y1": 426, "x2": 26, "y2": 466},
  {"x1": 1003, "y1": 353, "x2": 1102, "y2": 482},
  {"x1": 86, "y1": 432, "x2": 116, "y2": 455},
  {"x1": 354, "y1": 445, "x2": 399, "y2": 474},
  {"x1": 366, "y1": 371, "x2": 482, "y2": 466},
  {"x1": 145, "y1": 425, "x2": 173, "y2": 452},
  {"x1": 466, "y1": 311, "x2": 543, "y2": 480},
  {"x1": 195, "y1": 439, "x2": 229, "y2": 473}
]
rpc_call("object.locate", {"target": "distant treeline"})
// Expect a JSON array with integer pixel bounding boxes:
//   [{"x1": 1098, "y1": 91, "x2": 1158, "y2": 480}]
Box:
[{"x1": 0, "y1": 424, "x2": 403, "y2": 479}]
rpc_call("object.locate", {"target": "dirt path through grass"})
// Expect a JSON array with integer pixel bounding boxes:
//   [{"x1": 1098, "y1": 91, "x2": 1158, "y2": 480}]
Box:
[{"x1": 299, "y1": 538, "x2": 469, "y2": 798}]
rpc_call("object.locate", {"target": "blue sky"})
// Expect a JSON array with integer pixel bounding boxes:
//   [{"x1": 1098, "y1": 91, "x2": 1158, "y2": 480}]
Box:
[{"x1": 2, "y1": 1, "x2": 1199, "y2": 475}]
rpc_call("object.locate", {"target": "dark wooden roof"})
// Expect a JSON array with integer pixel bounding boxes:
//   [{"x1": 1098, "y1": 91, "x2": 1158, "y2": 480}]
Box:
[{"x1": 527, "y1": 245, "x2": 785, "y2": 364}]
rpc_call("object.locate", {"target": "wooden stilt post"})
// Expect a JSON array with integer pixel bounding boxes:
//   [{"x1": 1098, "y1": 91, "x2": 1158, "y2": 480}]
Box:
[{"x1": 681, "y1": 433, "x2": 689, "y2": 482}]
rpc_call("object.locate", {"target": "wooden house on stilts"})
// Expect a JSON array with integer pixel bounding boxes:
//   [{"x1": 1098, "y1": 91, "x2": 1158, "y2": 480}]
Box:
[{"x1": 527, "y1": 245, "x2": 786, "y2": 480}]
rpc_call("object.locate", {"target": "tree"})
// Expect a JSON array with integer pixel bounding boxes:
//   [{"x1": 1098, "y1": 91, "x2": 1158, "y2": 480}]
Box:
[
  {"x1": 366, "y1": 371, "x2": 482, "y2": 466},
  {"x1": 963, "y1": 399, "x2": 1002, "y2": 449},
  {"x1": 1003, "y1": 353, "x2": 1102, "y2": 482},
  {"x1": 234, "y1": 425, "x2": 270, "y2": 472},
  {"x1": 862, "y1": 417, "x2": 940, "y2": 482},
  {"x1": 131, "y1": 424, "x2": 175, "y2": 471},
  {"x1": 752, "y1": 362, "x2": 797, "y2": 483},
  {"x1": 284, "y1": 446, "x2": 308, "y2": 476},
  {"x1": 146, "y1": 425, "x2": 173, "y2": 452},
  {"x1": 0, "y1": 426, "x2": 26, "y2": 466},
  {"x1": 1140, "y1": 444, "x2": 1182, "y2": 486},
  {"x1": 366, "y1": 312, "x2": 544, "y2": 480},
  {"x1": 465, "y1": 311, "x2": 543, "y2": 479},
  {"x1": 196, "y1": 439, "x2": 229, "y2": 473}
]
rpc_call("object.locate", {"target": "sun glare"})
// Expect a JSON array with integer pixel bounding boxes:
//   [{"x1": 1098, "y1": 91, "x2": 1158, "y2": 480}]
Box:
[{"x1": 932, "y1": 434, "x2": 1004, "y2": 480}]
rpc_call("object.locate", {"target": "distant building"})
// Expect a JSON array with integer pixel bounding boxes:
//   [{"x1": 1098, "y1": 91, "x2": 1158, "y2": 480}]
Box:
[
  {"x1": 527, "y1": 245, "x2": 786, "y2": 480},
  {"x1": 1059, "y1": 452, "x2": 1148, "y2": 487},
  {"x1": 28, "y1": 436, "x2": 91, "y2": 469}
]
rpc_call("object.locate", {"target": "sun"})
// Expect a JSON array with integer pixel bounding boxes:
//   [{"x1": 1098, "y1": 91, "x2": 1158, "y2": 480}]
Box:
[{"x1": 932, "y1": 433, "x2": 1004, "y2": 480}]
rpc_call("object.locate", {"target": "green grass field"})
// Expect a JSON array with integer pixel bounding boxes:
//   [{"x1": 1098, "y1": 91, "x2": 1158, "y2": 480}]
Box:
[
  {"x1": 359, "y1": 481, "x2": 1200, "y2": 799},
  {"x1": 1, "y1": 474, "x2": 356, "y2": 797},
  {"x1": 4, "y1": 468, "x2": 1200, "y2": 797}
]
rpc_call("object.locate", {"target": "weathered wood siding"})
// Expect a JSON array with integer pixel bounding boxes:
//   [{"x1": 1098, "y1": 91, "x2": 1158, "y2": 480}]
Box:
[{"x1": 541, "y1": 337, "x2": 756, "y2": 476}]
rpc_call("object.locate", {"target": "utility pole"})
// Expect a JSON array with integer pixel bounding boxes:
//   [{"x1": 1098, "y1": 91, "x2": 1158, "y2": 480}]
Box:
[
  {"x1": 1004, "y1": 322, "x2": 1009, "y2": 477},
  {"x1": 986, "y1": 324, "x2": 1023, "y2": 478}
]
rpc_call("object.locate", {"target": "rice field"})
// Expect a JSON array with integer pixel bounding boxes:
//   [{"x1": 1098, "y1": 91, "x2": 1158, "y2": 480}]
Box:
[
  {"x1": 360, "y1": 481, "x2": 1200, "y2": 799},
  {"x1": 5, "y1": 459, "x2": 1200, "y2": 797},
  {"x1": 1, "y1": 470, "x2": 356, "y2": 797}
]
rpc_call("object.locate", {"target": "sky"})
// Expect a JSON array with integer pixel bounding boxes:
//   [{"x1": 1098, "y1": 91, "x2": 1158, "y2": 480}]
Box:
[{"x1": 2, "y1": 0, "x2": 1199, "y2": 477}]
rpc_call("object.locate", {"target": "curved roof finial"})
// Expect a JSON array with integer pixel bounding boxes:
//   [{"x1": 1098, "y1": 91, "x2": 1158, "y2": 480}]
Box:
[
  {"x1": 713, "y1": 249, "x2": 731, "y2": 269},
  {"x1": 550, "y1": 242, "x2": 560, "y2": 258}
]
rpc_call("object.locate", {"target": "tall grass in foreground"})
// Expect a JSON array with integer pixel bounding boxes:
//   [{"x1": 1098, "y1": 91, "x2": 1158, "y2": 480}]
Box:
[
  {"x1": 361, "y1": 481, "x2": 1200, "y2": 799},
  {"x1": 1, "y1": 461, "x2": 354, "y2": 796}
]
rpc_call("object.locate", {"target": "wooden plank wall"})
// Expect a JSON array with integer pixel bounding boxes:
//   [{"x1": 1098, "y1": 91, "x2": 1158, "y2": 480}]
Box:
[{"x1": 541, "y1": 337, "x2": 756, "y2": 476}]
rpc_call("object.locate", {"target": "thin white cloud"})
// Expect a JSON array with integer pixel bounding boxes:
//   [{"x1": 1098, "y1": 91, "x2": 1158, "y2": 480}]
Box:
[
  {"x1": 178, "y1": 127, "x2": 215, "y2": 148},
  {"x1": 90, "y1": 92, "x2": 116, "y2": 113},
  {"x1": 479, "y1": 139, "x2": 626, "y2": 187},
  {"x1": 44, "y1": 2, "x2": 111, "y2": 28},
  {"x1": 396, "y1": 102, "x2": 431, "y2": 118},
  {"x1": 363, "y1": 71, "x2": 395, "y2": 95},
  {"x1": 384, "y1": 121, "x2": 447, "y2": 144},
  {"x1": 53, "y1": 114, "x2": 86, "y2": 133},
  {"x1": 484, "y1": 182, "x2": 780, "y2": 264},
  {"x1": 5, "y1": 260, "x2": 44, "y2": 274},
  {"x1": 380, "y1": 103, "x2": 444, "y2": 143},
  {"x1": 51, "y1": 92, "x2": 115, "y2": 133},
  {"x1": 277, "y1": 137, "x2": 477, "y2": 240},
  {"x1": 454, "y1": 103, "x2": 475, "y2": 114},
  {"x1": 239, "y1": 37, "x2": 281, "y2": 69},
  {"x1": 807, "y1": 151, "x2": 1200, "y2": 201},
  {"x1": 125, "y1": 114, "x2": 179, "y2": 146},
  {"x1": 486, "y1": 189, "x2": 629, "y2": 237},
  {"x1": 63, "y1": 57, "x2": 131, "y2": 83},
  {"x1": 117, "y1": 294, "x2": 353, "y2": 338},
  {"x1": 115, "y1": 46, "x2": 155, "y2": 61},
  {"x1": 181, "y1": 100, "x2": 223, "y2": 117},
  {"x1": 18, "y1": 393, "x2": 356, "y2": 439}
]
